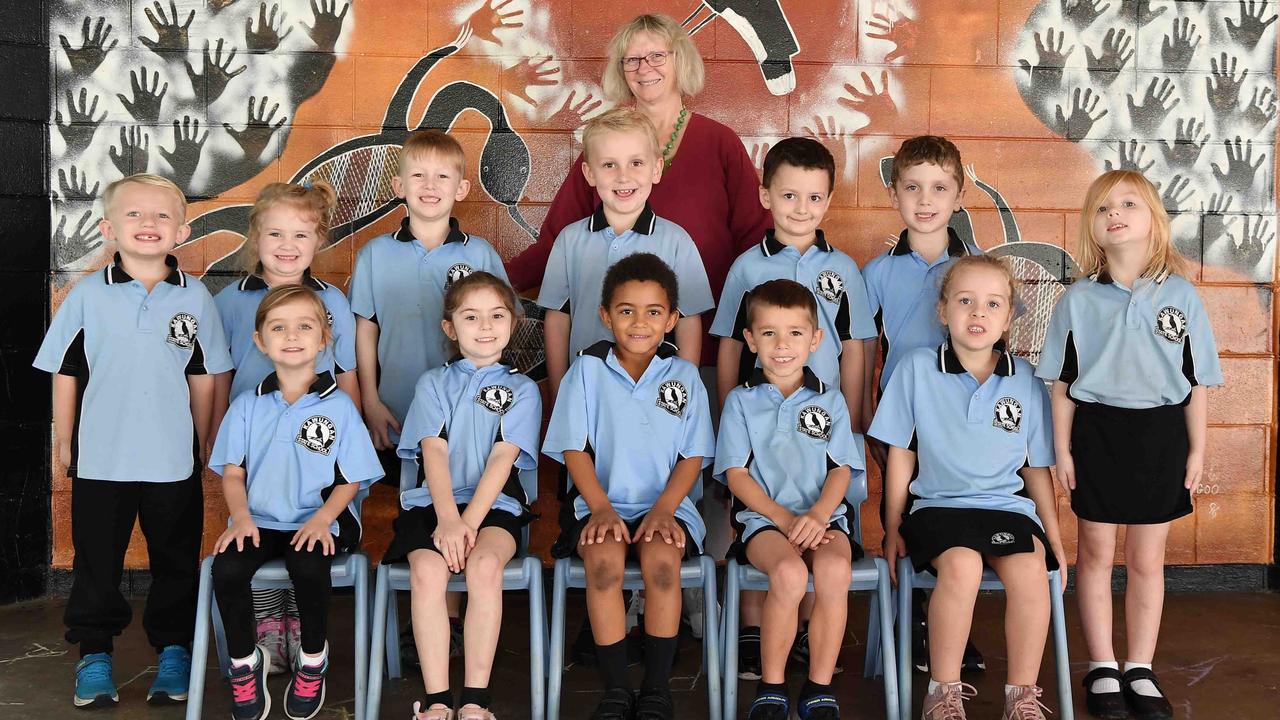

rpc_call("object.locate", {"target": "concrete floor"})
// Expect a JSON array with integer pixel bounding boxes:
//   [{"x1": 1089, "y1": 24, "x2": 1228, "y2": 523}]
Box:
[{"x1": 0, "y1": 589, "x2": 1276, "y2": 719}]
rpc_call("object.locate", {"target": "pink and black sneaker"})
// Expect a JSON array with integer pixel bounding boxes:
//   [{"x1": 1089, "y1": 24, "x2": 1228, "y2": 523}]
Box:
[
  {"x1": 284, "y1": 652, "x2": 328, "y2": 720},
  {"x1": 228, "y1": 646, "x2": 271, "y2": 720}
]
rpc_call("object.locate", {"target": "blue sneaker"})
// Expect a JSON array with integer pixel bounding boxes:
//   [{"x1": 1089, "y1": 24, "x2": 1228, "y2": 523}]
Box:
[
  {"x1": 148, "y1": 645, "x2": 191, "y2": 704},
  {"x1": 74, "y1": 653, "x2": 118, "y2": 709}
]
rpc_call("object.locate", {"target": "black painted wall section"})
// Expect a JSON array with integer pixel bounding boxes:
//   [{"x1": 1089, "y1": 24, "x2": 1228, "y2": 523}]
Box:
[{"x1": 0, "y1": 0, "x2": 51, "y2": 605}]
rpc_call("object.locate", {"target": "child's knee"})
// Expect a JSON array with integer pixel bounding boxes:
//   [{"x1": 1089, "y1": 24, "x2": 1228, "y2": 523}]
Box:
[
  {"x1": 934, "y1": 548, "x2": 983, "y2": 585},
  {"x1": 585, "y1": 554, "x2": 624, "y2": 593},
  {"x1": 768, "y1": 556, "x2": 809, "y2": 603},
  {"x1": 409, "y1": 553, "x2": 450, "y2": 592},
  {"x1": 464, "y1": 550, "x2": 507, "y2": 588},
  {"x1": 811, "y1": 551, "x2": 852, "y2": 587},
  {"x1": 639, "y1": 550, "x2": 680, "y2": 593},
  {"x1": 211, "y1": 554, "x2": 254, "y2": 590}
]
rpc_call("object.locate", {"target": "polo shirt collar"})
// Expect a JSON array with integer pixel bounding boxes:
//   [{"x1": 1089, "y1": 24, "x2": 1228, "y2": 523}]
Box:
[
  {"x1": 937, "y1": 340, "x2": 1014, "y2": 377},
  {"x1": 742, "y1": 366, "x2": 826, "y2": 393},
  {"x1": 889, "y1": 226, "x2": 969, "y2": 258},
  {"x1": 256, "y1": 371, "x2": 339, "y2": 399},
  {"x1": 105, "y1": 253, "x2": 186, "y2": 287},
  {"x1": 760, "y1": 229, "x2": 832, "y2": 257},
  {"x1": 240, "y1": 269, "x2": 328, "y2": 292},
  {"x1": 579, "y1": 339, "x2": 679, "y2": 361},
  {"x1": 1090, "y1": 269, "x2": 1168, "y2": 287},
  {"x1": 393, "y1": 216, "x2": 467, "y2": 245},
  {"x1": 444, "y1": 357, "x2": 520, "y2": 376},
  {"x1": 588, "y1": 202, "x2": 657, "y2": 235}
]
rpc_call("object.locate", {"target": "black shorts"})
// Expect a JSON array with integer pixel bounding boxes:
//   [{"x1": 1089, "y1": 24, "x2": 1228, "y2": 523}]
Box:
[
  {"x1": 382, "y1": 503, "x2": 528, "y2": 565},
  {"x1": 551, "y1": 508, "x2": 695, "y2": 560},
  {"x1": 729, "y1": 523, "x2": 864, "y2": 565},
  {"x1": 1070, "y1": 400, "x2": 1191, "y2": 524},
  {"x1": 900, "y1": 507, "x2": 1057, "y2": 575},
  {"x1": 375, "y1": 447, "x2": 401, "y2": 488}
]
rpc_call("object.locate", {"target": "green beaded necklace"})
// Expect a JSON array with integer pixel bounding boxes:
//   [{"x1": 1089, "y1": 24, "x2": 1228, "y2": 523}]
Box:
[{"x1": 662, "y1": 106, "x2": 688, "y2": 170}]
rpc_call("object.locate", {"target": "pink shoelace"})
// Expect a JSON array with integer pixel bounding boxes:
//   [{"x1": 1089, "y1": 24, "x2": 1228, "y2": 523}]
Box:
[
  {"x1": 292, "y1": 670, "x2": 323, "y2": 699},
  {"x1": 231, "y1": 674, "x2": 258, "y2": 703},
  {"x1": 1007, "y1": 686, "x2": 1052, "y2": 720}
]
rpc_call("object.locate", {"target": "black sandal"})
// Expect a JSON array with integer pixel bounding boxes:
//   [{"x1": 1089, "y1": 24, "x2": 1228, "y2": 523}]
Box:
[
  {"x1": 1081, "y1": 666, "x2": 1128, "y2": 719},
  {"x1": 591, "y1": 688, "x2": 636, "y2": 720},
  {"x1": 1122, "y1": 667, "x2": 1173, "y2": 720}
]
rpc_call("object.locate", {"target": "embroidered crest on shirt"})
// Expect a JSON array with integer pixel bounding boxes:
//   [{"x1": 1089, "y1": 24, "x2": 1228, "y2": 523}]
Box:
[
  {"x1": 992, "y1": 397, "x2": 1022, "y2": 433},
  {"x1": 797, "y1": 405, "x2": 832, "y2": 440},
  {"x1": 166, "y1": 312, "x2": 198, "y2": 349},
  {"x1": 325, "y1": 310, "x2": 334, "y2": 326},
  {"x1": 296, "y1": 415, "x2": 337, "y2": 455},
  {"x1": 1154, "y1": 306, "x2": 1187, "y2": 343},
  {"x1": 990, "y1": 531, "x2": 1015, "y2": 545},
  {"x1": 445, "y1": 263, "x2": 474, "y2": 287},
  {"x1": 475, "y1": 384, "x2": 515, "y2": 415},
  {"x1": 814, "y1": 270, "x2": 845, "y2": 303},
  {"x1": 656, "y1": 380, "x2": 688, "y2": 417}
]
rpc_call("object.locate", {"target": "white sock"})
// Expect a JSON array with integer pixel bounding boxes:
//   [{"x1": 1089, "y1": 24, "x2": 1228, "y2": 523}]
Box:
[
  {"x1": 1124, "y1": 661, "x2": 1161, "y2": 698},
  {"x1": 231, "y1": 650, "x2": 259, "y2": 670},
  {"x1": 1005, "y1": 684, "x2": 1020, "y2": 697},
  {"x1": 1088, "y1": 661, "x2": 1120, "y2": 693},
  {"x1": 298, "y1": 642, "x2": 328, "y2": 669},
  {"x1": 927, "y1": 679, "x2": 940, "y2": 694}
]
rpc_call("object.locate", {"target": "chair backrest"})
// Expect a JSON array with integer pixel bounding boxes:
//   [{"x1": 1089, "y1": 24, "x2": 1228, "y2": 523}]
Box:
[{"x1": 847, "y1": 434, "x2": 870, "y2": 547}]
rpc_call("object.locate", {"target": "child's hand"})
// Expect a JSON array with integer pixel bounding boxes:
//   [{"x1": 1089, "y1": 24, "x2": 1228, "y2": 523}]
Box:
[
  {"x1": 787, "y1": 510, "x2": 828, "y2": 551},
  {"x1": 866, "y1": 436, "x2": 889, "y2": 474},
  {"x1": 291, "y1": 516, "x2": 336, "y2": 556},
  {"x1": 216, "y1": 516, "x2": 260, "y2": 554},
  {"x1": 57, "y1": 439, "x2": 71, "y2": 470},
  {"x1": 1051, "y1": 545, "x2": 1068, "y2": 592},
  {"x1": 635, "y1": 510, "x2": 685, "y2": 548},
  {"x1": 1055, "y1": 451, "x2": 1076, "y2": 492},
  {"x1": 363, "y1": 400, "x2": 401, "y2": 450},
  {"x1": 1184, "y1": 449, "x2": 1205, "y2": 493},
  {"x1": 883, "y1": 528, "x2": 907, "y2": 585},
  {"x1": 581, "y1": 507, "x2": 630, "y2": 546},
  {"x1": 432, "y1": 516, "x2": 476, "y2": 573}
]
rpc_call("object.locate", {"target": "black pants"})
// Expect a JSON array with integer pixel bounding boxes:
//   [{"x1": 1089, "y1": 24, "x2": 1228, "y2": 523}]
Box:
[
  {"x1": 66, "y1": 473, "x2": 204, "y2": 657},
  {"x1": 212, "y1": 529, "x2": 336, "y2": 659}
]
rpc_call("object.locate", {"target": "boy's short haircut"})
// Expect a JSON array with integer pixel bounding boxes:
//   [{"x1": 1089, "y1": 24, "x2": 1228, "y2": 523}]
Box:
[
  {"x1": 399, "y1": 129, "x2": 466, "y2": 174},
  {"x1": 255, "y1": 284, "x2": 334, "y2": 347},
  {"x1": 762, "y1": 137, "x2": 836, "y2": 192},
  {"x1": 600, "y1": 252, "x2": 679, "y2": 310},
  {"x1": 746, "y1": 278, "x2": 819, "y2": 329},
  {"x1": 890, "y1": 135, "x2": 964, "y2": 189},
  {"x1": 103, "y1": 173, "x2": 188, "y2": 217},
  {"x1": 581, "y1": 107, "x2": 661, "y2": 163}
]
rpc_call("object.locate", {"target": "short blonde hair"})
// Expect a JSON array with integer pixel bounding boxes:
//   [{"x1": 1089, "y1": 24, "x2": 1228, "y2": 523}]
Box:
[
  {"x1": 103, "y1": 173, "x2": 187, "y2": 217},
  {"x1": 602, "y1": 14, "x2": 705, "y2": 102},
  {"x1": 240, "y1": 181, "x2": 338, "y2": 273},
  {"x1": 399, "y1": 130, "x2": 466, "y2": 175},
  {"x1": 1075, "y1": 170, "x2": 1188, "y2": 280},
  {"x1": 581, "y1": 107, "x2": 661, "y2": 163},
  {"x1": 255, "y1": 284, "x2": 333, "y2": 347}
]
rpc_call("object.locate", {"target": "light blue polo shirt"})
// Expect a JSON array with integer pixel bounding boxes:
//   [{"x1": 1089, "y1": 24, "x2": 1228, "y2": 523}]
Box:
[
  {"x1": 1035, "y1": 272, "x2": 1223, "y2": 408},
  {"x1": 210, "y1": 372, "x2": 383, "y2": 536},
  {"x1": 714, "y1": 367, "x2": 866, "y2": 542},
  {"x1": 710, "y1": 230, "x2": 877, "y2": 384},
  {"x1": 868, "y1": 343, "x2": 1055, "y2": 525},
  {"x1": 34, "y1": 254, "x2": 234, "y2": 482},
  {"x1": 215, "y1": 272, "x2": 358, "y2": 401},
  {"x1": 396, "y1": 359, "x2": 541, "y2": 516},
  {"x1": 863, "y1": 228, "x2": 981, "y2": 390},
  {"x1": 536, "y1": 203, "x2": 715, "y2": 357},
  {"x1": 349, "y1": 217, "x2": 510, "y2": 431},
  {"x1": 542, "y1": 341, "x2": 715, "y2": 551}
]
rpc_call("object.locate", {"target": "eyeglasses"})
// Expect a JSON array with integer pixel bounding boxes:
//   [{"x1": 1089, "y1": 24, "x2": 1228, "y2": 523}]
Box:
[{"x1": 620, "y1": 51, "x2": 672, "y2": 72}]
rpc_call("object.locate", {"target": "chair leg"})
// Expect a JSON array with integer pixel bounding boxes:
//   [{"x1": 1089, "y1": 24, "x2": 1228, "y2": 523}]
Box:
[
  {"x1": 385, "y1": 578, "x2": 402, "y2": 680},
  {"x1": 210, "y1": 588, "x2": 232, "y2": 678},
  {"x1": 367, "y1": 565, "x2": 390, "y2": 720},
  {"x1": 185, "y1": 557, "x2": 215, "y2": 720},
  {"x1": 1049, "y1": 571, "x2": 1074, "y2": 720},
  {"x1": 353, "y1": 553, "x2": 369, "y2": 720},
  {"x1": 896, "y1": 558, "x2": 914, "y2": 720},
  {"x1": 700, "y1": 556, "x2": 721, "y2": 720},
  {"x1": 546, "y1": 558, "x2": 570, "y2": 720},
  {"x1": 527, "y1": 556, "x2": 547, "y2": 720},
  {"x1": 876, "y1": 559, "x2": 901, "y2": 720},
  {"x1": 865, "y1": 590, "x2": 882, "y2": 679},
  {"x1": 722, "y1": 561, "x2": 740, "y2": 720}
]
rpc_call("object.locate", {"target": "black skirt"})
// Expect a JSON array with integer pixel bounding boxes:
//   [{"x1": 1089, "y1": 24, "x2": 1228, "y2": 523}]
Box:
[
  {"x1": 382, "y1": 503, "x2": 528, "y2": 565},
  {"x1": 1070, "y1": 400, "x2": 1191, "y2": 525},
  {"x1": 900, "y1": 507, "x2": 1057, "y2": 575}
]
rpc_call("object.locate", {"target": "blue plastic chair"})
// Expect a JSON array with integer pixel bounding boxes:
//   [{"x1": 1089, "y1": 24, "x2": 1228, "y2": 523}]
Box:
[
  {"x1": 365, "y1": 524, "x2": 547, "y2": 720},
  {"x1": 896, "y1": 559, "x2": 1073, "y2": 720},
  {"x1": 186, "y1": 551, "x2": 371, "y2": 720},
  {"x1": 547, "y1": 554, "x2": 721, "y2": 720}
]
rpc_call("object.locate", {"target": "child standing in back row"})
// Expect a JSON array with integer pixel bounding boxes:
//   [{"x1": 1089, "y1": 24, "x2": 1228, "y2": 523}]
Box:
[{"x1": 1036, "y1": 170, "x2": 1222, "y2": 720}]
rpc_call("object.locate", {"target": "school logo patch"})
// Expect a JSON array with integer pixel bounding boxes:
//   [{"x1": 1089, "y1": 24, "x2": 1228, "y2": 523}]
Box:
[
  {"x1": 992, "y1": 397, "x2": 1022, "y2": 434},
  {"x1": 166, "y1": 312, "x2": 198, "y2": 349},
  {"x1": 475, "y1": 384, "x2": 515, "y2": 415},
  {"x1": 990, "y1": 532, "x2": 1015, "y2": 546},
  {"x1": 325, "y1": 309, "x2": 334, "y2": 327},
  {"x1": 814, "y1": 270, "x2": 845, "y2": 303},
  {"x1": 296, "y1": 415, "x2": 337, "y2": 456},
  {"x1": 445, "y1": 263, "x2": 474, "y2": 287},
  {"x1": 1154, "y1": 305, "x2": 1187, "y2": 343},
  {"x1": 797, "y1": 405, "x2": 832, "y2": 440},
  {"x1": 656, "y1": 380, "x2": 689, "y2": 417}
]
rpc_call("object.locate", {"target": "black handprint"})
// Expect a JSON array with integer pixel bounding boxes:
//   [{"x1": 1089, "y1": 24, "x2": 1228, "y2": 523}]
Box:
[
  {"x1": 1085, "y1": 27, "x2": 1133, "y2": 85},
  {"x1": 184, "y1": 39, "x2": 248, "y2": 104},
  {"x1": 1017, "y1": 28, "x2": 1074, "y2": 96},
  {"x1": 1227, "y1": 215, "x2": 1273, "y2": 269},
  {"x1": 59, "y1": 16, "x2": 118, "y2": 75},
  {"x1": 1200, "y1": 193, "x2": 1237, "y2": 246},
  {"x1": 1119, "y1": 0, "x2": 1166, "y2": 27},
  {"x1": 246, "y1": 2, "x2": 293, "y2": 53},
  {"x1": 1061, "y1": 0, "x2": 1111, "y2": 29},
  {"x1": 1157, "y1": 174, "x2": 1193, "y2": 212},
  {"x1": 1104, "y1": 139, "x2": 1154, "y2": 173},
  {"x1": 1126, "y1": 76, "x2": 1179, "y2": 135},
  {"x1": 1205, "y1": 53, "x2": 1248, "y2": 115},
  {"x1": 52, "y1": 210, "x2": 104, "y2": 266},
  {"x1": 1211, "y1": 137, "x2": 1267, "y2": 194},
  {"x1": 54, "y1": 88, "x2": 106, "y2": 153},
  {"x1": 140, "y1": 0, "x2": 195, "y2": 55},
  {"x1": 302, "y1": 0, "x2": 349, "y2": 53},
  {"x1": 116, "y1": 66, "x2": 168, "y2": 123},
  {"x1": 1243, "y1": 86, "x2": 1277, "y2": 133},
  {"x1": 159, "y1": 116, "x2": 209, "y2": 189},
  {"x1": 1160, "y1": 17, "x2": 1200, "y2": 72},
  {"x1": 1158, "y1": 117, "x2": 1210, "y2": 168},
  {"x1": 223, "y1": 95, "x2": 287, "y2": 161},
  {"x1": 57, "y1": 166, "x2": 100, "y2": 201},
  {"x1": 1054, "y1": 87, "x2": 1108, "y2": 141},
  {"x1": 109, "y1": 126, "x2": 150, "y2": 176},
  {"x1": 1225, "y1": 0, "x2": 1278, "y2": 49}
]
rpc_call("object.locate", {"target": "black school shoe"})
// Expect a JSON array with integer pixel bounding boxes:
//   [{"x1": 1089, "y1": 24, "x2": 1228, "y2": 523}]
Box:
[
  {"x1": 635, "y1": 689, "x2": 675, "y2": 720},
  {"x1": 1122, "y1": 667, "x2": 1174, "y2": 720},
  {"x1": 591, "y1": 688, "x2": 636, "y2": 720},
  {"x1": 1082, "y1": 666, "x2": 1128, "y2": 719}
]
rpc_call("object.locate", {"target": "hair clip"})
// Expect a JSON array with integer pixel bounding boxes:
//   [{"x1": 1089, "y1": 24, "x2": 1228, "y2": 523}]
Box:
[{"x1": 302, "y1": 181, "x2": 314, "y2": 189}]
